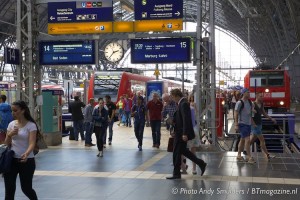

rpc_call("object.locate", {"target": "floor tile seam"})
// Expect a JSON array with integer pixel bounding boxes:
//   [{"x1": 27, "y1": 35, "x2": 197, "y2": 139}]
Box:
[{"x1": 33, "y1": 170, "x2": 300, "y2": 185}]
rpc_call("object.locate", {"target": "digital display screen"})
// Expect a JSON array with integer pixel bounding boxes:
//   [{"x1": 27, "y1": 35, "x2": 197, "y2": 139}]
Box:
[
  {"x1": 131, "y1": 38, "x2": 191, "y2": 64},
  {"x1": 39, "y1": 40, "x2": 95, "y2": 65}
]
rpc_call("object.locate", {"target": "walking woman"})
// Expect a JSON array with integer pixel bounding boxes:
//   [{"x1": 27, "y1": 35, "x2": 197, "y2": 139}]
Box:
[
  {"x1": 4, "y1": 100, "x2": 38, "y2": 200},
  {"x1": 132, "y1": 96, "x2": 147, "y2": 151},
  {"x1": 93, "y1": 98, "x2": 108, "y2": 157}
]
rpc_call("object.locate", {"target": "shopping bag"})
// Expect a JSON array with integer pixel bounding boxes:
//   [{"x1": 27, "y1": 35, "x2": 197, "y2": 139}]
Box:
[{"x1": 167, "y1": 137, "x2": 174, "y2": 152}]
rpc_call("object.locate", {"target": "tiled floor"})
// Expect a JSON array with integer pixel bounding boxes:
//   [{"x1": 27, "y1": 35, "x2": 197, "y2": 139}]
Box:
[{"x1": 0, "y1": 123, "x2": 300, "y2": 199}]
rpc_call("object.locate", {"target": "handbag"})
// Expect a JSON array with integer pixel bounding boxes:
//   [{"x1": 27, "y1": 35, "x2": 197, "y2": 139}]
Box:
[
  {"x1": 0, "y1": 144, "x2": 14, "y2": 174},
  {"x1": 167, "y1": 137, "x2": 174, "y2": 152},
  {"x1": 33, "y1": 130, "x2": 46, "y2": 155}
]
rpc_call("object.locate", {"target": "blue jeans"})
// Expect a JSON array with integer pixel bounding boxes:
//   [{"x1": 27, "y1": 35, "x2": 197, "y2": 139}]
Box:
[
  {"x1": 73, "y1": 120, "x2": 84, "y2": 140},
  {"x1": 84, "y1": 122, "x2": 93, "y2": 144},
  {"x1": 107, "y1": 119, "x2": 114, "y2": 142},
  {"x1": 150, "y1": 120, "x2": 161, "y2": 146},
  {"x1": 124, "y1": 111, "x2": 131, "y2": 126}
]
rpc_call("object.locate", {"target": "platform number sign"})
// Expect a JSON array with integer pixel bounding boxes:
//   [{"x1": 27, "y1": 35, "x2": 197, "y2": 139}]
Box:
[{"x1": 4, "y1": 47, "x2": 20, "y2": 65}]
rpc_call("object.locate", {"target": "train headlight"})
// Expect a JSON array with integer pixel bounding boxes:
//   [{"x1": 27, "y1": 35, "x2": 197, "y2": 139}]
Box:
[
  {"x1": 221, "y1": 100, "x2": 225, "y2": 105},
  {"x1": 279, "y1": 101, "x2": 284, "y2": 105},
  {"x1": 265, "y1": 88, "x2": 270, "y2": 93}
]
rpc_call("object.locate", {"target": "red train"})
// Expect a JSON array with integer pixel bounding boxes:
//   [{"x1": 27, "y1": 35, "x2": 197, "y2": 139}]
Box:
[
  {"x1": 87, "y1": 71, "x2": 192, "y2": 103},
  {"x1": 88, "y1": 71, "x2": 153, "y2": 102},
  {"x1": 244, "y1": 70, "x2": 290, "y2": 112}
]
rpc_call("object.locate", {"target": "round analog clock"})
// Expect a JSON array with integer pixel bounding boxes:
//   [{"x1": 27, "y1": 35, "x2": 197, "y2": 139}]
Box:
[{"x1": 104, "y1": 42, "x2": 124, "y2": 62}]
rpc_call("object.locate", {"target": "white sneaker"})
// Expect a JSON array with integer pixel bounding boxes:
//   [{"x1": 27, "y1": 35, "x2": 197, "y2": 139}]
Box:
[
  {"x1": 267, "y1": 154, "x2": 276, "y2": 160},
  {"x1": 99, "y1": 151, "x2": 103, "y2": 157}
]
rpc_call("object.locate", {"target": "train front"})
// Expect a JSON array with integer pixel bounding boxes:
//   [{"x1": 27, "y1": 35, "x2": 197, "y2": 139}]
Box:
[{"x1": 244, "y1": 70, "x2": 290, "y2": 113}]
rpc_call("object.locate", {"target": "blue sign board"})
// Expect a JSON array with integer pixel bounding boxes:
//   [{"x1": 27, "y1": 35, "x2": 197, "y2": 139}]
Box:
[
  {"x1": 39, "y1": 40, "x2": 95, "y2": 65},
  {"x1": 0, "y1": 84, "x2": 9, "y2": 89},
  {"x1": 48, "y1": 1, "x2": 113, "y2": 23},
  {"x1": 146, "y1": 81, "x2": 163, "y2": 102},
  {"x1": 131, "y1": 38, "x2": 191, "y2": 64},
  {"x1": 135, "y1": 0, "x2": 183, "y2": 20},
  {"x1": 4, "y1": 47, "x2": 20, "y2": 65}
]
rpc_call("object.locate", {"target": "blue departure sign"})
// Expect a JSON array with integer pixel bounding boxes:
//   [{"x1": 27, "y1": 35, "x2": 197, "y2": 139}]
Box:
[
  {"x1": 130, "y1": 38, "x2": 191, "y2": 64},
  {"x1": 48, "y1": 1, "x2": 113, "y2": 23},
  {"x1": 39, "y1": 41, "x2": 95, "y2": 65},
  {"x1": 134, "y1": 0, "x2": 183, "y2": 20},
  {"x1": 4, "y1": 47, "x2": 20, "y2": 65}
]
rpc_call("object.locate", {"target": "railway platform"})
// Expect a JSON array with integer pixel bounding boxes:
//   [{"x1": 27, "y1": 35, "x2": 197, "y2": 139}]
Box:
[{"x1": 0, "y1": 121, "x2": 300, "y2": 200}]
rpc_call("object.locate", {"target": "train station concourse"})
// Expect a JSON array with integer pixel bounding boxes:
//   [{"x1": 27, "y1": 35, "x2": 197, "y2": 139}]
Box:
[
  {"x1": 1, "y1": 118, "x2": 300, "y2": 200},
  {"x1": 1, "y1": 0, "x2": 300, "y2": 199}
]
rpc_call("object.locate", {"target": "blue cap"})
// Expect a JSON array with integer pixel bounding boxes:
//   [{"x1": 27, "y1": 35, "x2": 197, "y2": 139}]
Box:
[{"x1": 241, "y1": 88, "x2": 249, "y2": 94}]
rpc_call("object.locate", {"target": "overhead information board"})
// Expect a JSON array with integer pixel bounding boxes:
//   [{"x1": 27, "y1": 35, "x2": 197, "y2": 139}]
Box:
[
  {"x1": 39, "y1": 40, "x2": 95, "y2": 65},
  {"x1": 131, "y1": 38, "x2": 191, "y2": 64},
  {"x1": 135, "y1": 0, "x2": 183, "y2": 20},
  {"x1": 48, "y1": 1, "x2": 113, "y2": 23},
  {"x1": 134, "y1": 19, "x2": 183, "y2": 32},
  {"x1": 48, "y1": 22, "x2": 112, "y2": 34}
]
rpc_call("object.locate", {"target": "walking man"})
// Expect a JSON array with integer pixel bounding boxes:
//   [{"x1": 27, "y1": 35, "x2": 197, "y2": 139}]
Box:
[
  {"x1": 166, "y1": 89, "x2": 207, "y2": 179},
  {"x1": 105, "y1": 95, "x2": 116, "y2": 145},
  {"x1": 146, "y1": 92, "x2": 163, "y2": 148},
  {"x1": 235, "y1": 88, "x2": 256, "y2": 163},
  {"x1": 83, "y1": 98, "x2": 95, "y2": 147}
]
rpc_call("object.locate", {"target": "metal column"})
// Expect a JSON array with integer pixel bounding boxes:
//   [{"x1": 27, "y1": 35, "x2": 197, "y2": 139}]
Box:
[
  {"x1": 16, "y1": 0, "x2": 40, "y2": 120},
  {"x1": 196, "y1": 0, "x2": 217, "y2": 147}
]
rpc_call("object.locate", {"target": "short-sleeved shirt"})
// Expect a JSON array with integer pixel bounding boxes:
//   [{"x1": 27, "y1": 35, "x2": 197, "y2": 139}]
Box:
[
  {"x1": 147, "y1": 100, "x2": 163, "y2": 120},
  {"x1": 235, "y1": 100, "x2": 252, "y2": 125},
  {"x1": 106, "y1": 102, "x2": 116, "y2": 118},
  {"x1": 7, "y1": 120, "x2": 37, "y2": 158}
]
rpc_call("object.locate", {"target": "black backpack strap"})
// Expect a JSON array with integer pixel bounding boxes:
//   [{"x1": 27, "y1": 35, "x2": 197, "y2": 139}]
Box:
[
  {"x1": 239, "y1": 100, "x2": 244, "y2": 114},
  {"x1": 248, "y1": 99, "x2": 252, "y2": 107}
]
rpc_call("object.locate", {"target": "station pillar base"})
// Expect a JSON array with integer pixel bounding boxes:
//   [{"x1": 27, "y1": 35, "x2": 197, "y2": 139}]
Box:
[{"x1": 43, "y1": 132, "x2": 62, "y2": 146}]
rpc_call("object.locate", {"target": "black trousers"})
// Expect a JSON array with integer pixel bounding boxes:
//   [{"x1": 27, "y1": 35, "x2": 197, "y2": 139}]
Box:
[
  {"x1": 94, "y1": 126, "x2": 106, "y2": 151},
  {"x1": 4, "y1": 158, "x2": 38, "y2": 200},
  {"x1": 134, "y1": 119, "x2": 145, "y2": 146},
  {"x1": 172, "y1": 137, "x2": 205, "y2": 176}
]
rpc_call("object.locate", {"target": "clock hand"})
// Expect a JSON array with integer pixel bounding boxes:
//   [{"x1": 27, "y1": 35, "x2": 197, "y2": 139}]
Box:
[{"x1": 109, "y1": 50, "x2": 120, "y2": 58}]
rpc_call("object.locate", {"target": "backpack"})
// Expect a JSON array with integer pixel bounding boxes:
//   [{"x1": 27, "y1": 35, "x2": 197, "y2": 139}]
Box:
[
  {"x1": 238, "y1": 99, "x2": 252, "y2": 113},
  {"x1": 0, "y1": 103, "x2": 13, "y2": 130}
]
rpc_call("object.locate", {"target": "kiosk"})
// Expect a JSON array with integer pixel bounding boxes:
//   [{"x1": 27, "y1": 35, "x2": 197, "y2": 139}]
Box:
[{"x1": 41, "y1": 89, "x2": 63, "y2": 145}]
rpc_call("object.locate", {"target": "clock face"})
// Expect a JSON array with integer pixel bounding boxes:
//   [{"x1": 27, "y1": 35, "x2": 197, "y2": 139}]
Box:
[{"x1": 104, "y1": 42, "x2": 124, "y2": 62}]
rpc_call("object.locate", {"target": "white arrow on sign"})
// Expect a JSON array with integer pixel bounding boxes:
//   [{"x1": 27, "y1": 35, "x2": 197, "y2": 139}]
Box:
[
  {"x1": 50, "y1": 16, "x2": 55, "y2": 20},
  {"x1": 175, "y1": 11, "x2": 180, "y2": 16}
]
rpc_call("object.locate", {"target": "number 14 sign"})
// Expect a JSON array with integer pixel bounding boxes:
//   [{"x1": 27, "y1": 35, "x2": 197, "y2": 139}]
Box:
[{"x1": 4, "y1": 47, "x2": 20, "y2": 65}]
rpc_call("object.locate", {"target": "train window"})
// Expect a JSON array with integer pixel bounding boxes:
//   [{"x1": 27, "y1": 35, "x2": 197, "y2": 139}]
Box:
[
  {"x1": 250, "y1": 77, "x2": 267, "y2": 87},
  {"x1": 268, "y1": 76, "x2": 284, "y2": 86}
]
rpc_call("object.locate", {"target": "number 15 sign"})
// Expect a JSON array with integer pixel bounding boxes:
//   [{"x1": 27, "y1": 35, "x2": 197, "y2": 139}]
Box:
[{"x1": 4, "y1": 47, "x2": 20, "y2": 65}]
